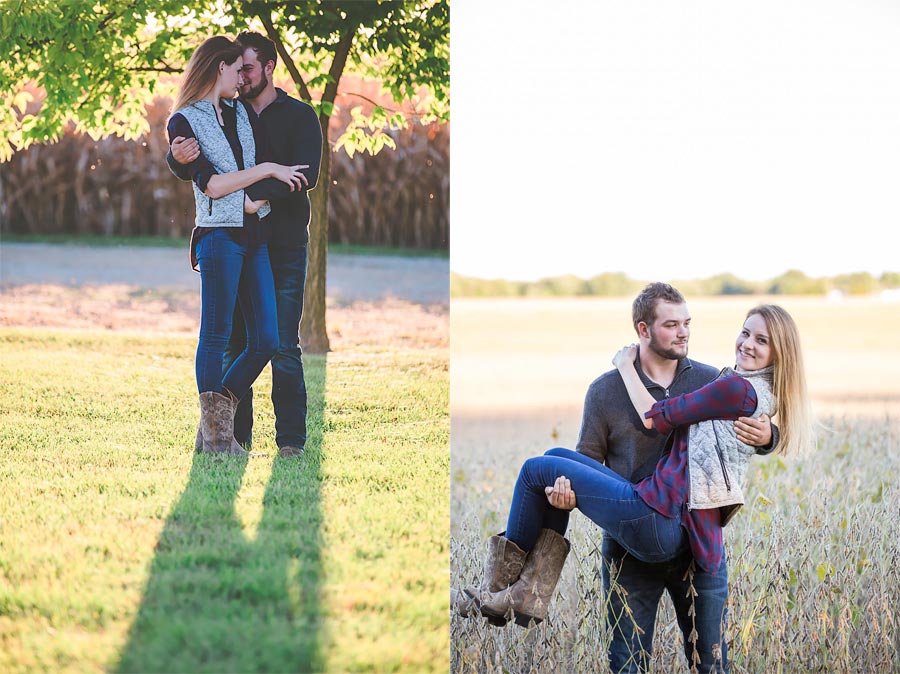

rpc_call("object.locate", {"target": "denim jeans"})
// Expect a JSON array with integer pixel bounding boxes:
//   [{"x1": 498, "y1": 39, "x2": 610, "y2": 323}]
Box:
[
  {"x1": 195, "y1": 229, "x2": 277, "y2": 400},
  {"x1": 504, "y1": 446, "x2": 728, "y2": 673},
  {"x1": 505, "y1": 448, "x2": 686, "y2": 563},
  {"x1": 603, "y1": 536, "x2": 729, "y2": 673},
  {"x1": 225, "y1": 242, "x2": 308, "y2": 449}
]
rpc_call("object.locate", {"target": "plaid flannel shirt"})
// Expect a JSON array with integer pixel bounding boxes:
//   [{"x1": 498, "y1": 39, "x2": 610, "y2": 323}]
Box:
[{"x1": 634, "y1": 375, "x2": 758, "y2": 574}]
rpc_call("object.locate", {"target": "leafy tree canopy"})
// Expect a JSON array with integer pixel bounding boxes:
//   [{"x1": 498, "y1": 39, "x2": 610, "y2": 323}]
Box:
[{"x1": 0, "y1": 0, "x2": 449, "y2": 160}]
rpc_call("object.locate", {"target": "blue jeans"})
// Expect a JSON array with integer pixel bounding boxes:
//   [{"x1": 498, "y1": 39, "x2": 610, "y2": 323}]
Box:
[
  {"x1": 225, "y1": 242, "x2": 308, "y2": 449},
  {"x1": 603, "y1": 536, "x2": 729, "y2": 673},
  {"x1": 195, "y1": 229, "x2": 277, "y2": 400},
  {"x1": 505, "y1": 447, "x2": 686, "y2": 563},
  {"x1": 505, "y1": 447, "x2": 728, "y2": 673}
]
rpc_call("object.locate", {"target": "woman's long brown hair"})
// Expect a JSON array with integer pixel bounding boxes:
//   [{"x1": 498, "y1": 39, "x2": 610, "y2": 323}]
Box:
[{"x1": 171, "y1": 36, "x2": 243, "y2": 113}]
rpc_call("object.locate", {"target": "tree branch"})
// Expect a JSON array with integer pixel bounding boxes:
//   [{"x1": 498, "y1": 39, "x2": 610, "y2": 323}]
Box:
[
  {"x1": 257, "y1": 10, "x2": 313, "y2": 102},
  {"x1": 321, "y1": 22, "x2": 356, "y2": 115},
  {"x1": 340, "y1": 92, "x2": 430, "y2": 122}
]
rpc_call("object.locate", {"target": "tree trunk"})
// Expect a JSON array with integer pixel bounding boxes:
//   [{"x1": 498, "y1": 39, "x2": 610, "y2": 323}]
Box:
[{"x1": 300, "y1": 115, "x2": 331, "y2": 354}]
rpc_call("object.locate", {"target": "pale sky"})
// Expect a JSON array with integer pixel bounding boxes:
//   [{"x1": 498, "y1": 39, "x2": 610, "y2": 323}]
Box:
[{"x1": 450, "y1": 0, "x2": 900, "y2": 282}]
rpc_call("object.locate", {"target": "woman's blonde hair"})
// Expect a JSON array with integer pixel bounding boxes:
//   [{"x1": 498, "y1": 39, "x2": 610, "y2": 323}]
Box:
[
  {"x1": 171, "y1": 36, "x2": 243, "y2": 113},
  {"x1": 747, "y1": 304, "x2": 813, "y2": 455}
]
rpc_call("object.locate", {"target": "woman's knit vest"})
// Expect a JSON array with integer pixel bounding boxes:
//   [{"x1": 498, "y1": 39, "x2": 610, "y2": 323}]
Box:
[
  {"x1": 686, "y1": 366, "x2": 775, "y2": 525},
  {"x1": 175, "y1": 99, "x2": 271, "y2": 226}
]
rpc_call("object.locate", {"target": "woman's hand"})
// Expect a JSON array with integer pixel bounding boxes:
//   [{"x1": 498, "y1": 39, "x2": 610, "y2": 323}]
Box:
[
  {"x1": 264, "y1": 162, "x2": 310, "y2": 191},
  {"x1": 612, "y1": 344, "x2": 638, "y2": 371},
  {"x1": 545, "y1": 476, "x2": 576, "y2": 510},
  {"x1": 244, "y1": 195, "x2": 267, "y2": 214}
]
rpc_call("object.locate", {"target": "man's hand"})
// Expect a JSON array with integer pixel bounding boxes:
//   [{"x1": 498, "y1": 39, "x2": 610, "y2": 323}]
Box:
[
  {"x1": 545, "y1": 476, "x2": 576, "y2": 510},
  {"x1": 735, "y1": 413, "x2": 772, "y2": 447},
  {"x1": 244, "y1": 195, "x2": 267, "y2": 214},
  {"x1": 172, "y1": 136, "x2": 201, "y2": 165}
]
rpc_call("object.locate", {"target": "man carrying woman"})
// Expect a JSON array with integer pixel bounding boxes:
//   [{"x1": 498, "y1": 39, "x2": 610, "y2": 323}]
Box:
[{"x1": 455, "y1": 283, "x2": 812, "y2": 674}]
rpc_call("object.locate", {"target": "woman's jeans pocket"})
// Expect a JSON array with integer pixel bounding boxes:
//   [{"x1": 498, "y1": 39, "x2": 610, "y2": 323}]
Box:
[{"x1": 617, "y1": 513, "x2": 683, "y2": 563}]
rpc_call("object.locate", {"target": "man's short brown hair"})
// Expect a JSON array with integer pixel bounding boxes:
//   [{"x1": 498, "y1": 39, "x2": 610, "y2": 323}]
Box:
[
  {"x1": 236, "y1": 31, "x2": 277, "y2": 70},
  {"x1": 632, "y1": 282, "x2": 686, "y2": 333}
]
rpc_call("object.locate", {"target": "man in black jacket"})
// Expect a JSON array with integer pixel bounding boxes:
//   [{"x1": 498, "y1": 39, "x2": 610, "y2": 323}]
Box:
[
  {"x1": 168, "y1": 31, "x2": 323, "y2": 457},
  {"x1": 576, "y1": 282, "x2": 776, "y2": 673}
]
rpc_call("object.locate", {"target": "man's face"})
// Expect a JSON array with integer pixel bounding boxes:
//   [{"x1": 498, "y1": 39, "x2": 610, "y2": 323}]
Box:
[
  {"x1": 642, "y1": 301, "x2": 691, "y2": 361},
  {"x1": 240, "y1": 48, "x2": 270, "y2": 100}
]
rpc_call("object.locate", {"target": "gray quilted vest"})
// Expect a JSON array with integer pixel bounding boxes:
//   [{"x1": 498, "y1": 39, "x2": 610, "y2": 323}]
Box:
[
  {"x1": 686, "y1": 366, "x2": 775, "y2": 525},
  {"x1": 176, "y1": 98, "x2": 271, "y2": 226}
]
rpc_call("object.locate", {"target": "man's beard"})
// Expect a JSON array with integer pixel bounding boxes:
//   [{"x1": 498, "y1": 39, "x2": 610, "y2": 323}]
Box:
[
  {"x1": 647, "y1": 329, "x2": 688, "y2": 361},
  {"x1": 242, "y1": 73, "x2": 268, "y2": 100}
]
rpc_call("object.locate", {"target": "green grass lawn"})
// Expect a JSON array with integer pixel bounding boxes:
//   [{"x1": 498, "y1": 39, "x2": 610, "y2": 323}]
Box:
[{"x1": 0, "y1": 328, "x2": 448, "y2": 673}]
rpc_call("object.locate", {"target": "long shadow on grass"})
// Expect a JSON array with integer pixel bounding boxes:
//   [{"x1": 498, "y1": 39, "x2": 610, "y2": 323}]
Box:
[{"x1": 115, "y1": 356, "x2": 326, "y2": 673}]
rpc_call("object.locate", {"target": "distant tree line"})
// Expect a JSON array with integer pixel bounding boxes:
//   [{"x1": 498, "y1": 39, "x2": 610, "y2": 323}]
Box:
[{"x1": 451, "y1": 270, "x2": 900, "y2": 298}]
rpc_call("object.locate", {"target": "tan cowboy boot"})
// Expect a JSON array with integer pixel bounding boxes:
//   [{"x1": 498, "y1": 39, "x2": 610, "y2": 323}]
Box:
[
  {"x1": 198, "y1": 391, "x2": 247, "y2": 456},
  {"x1": 478, "y1": 528, "x2": 570, "y2": 627},
  {"x1": 452, "y1": 532, "x2": 527, "y2": 626},
  {"x1": 194, "y1": 387, "x2": 241, "y2": 452}
]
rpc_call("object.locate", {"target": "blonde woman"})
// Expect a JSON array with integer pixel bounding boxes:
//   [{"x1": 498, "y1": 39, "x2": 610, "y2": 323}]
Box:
[
  {"x1": 167, "y1": 36, "x2": 305, "y2": 455},
  {"x1": 456, "y1": 305, "x2": 812, "y2": 639}
]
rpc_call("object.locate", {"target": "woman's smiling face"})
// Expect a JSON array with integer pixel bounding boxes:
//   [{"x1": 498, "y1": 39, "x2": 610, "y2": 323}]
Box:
[{"x1": 735, "y1": 312, "x2": 773, "y2": 371}]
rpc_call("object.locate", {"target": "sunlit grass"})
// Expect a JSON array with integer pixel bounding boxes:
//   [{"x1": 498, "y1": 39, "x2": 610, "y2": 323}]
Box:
[
  {"x1": 451, "y1": 415, "x2": 900, "y2": 673},
  {"x1": 0, "y1": 328, "x2": 448, "y2": 673}
]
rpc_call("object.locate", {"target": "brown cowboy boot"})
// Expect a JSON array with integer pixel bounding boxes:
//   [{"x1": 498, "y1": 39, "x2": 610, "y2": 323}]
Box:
[
  {"x1": 452, "y1": 532, "x2": 527, "y2": 626},
  {"x1": 198, "y1": 391, "x2": 247, "y2": 456},
  {"x1": 194, "y1": 387, "x2": 241, "y2": 452},
  {"x1": 478, "y1": 528, "x2": 570, "y2": 627}
]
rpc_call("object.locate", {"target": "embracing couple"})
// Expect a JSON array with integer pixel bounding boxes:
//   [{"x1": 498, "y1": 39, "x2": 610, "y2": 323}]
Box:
[
  {"x1": 453, "y1": 283, "x2": 813, "y2": 673},
  {"x1": 164, "y1": 33, "x2": 322, "y2": 457}
]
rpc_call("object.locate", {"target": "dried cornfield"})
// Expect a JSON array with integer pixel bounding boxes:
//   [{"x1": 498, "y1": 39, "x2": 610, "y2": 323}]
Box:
[
  {"x1": 0, "y1": 96, "x2": 448, "y2": 249},
  {"x1": 451, "y1": 415, "x2": 900, "y2": 673}
]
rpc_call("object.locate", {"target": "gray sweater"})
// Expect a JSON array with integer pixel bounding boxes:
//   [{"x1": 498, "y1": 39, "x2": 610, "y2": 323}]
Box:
[{"x1": 577, "y1": 355, "x2": 719, "y2": 482}]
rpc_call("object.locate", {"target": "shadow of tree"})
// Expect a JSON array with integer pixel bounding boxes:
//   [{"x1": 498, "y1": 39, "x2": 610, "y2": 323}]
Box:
[{"x1": 115, "y1": 356, "x2": 326, "y2": 673}]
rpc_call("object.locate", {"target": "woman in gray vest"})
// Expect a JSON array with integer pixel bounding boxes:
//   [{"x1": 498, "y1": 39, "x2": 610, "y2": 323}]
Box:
[
  {"x1": 167, "y1": 36, "x2": 307, "y2": 455},
  {"x1": 454, "y1": 304, "x2": 813, "y2": 630}
]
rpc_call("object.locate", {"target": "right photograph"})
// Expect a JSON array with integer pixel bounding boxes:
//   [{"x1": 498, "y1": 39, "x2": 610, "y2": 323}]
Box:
[{"x1": 449, "y1": 2, "x2": 900, "y2": 673}]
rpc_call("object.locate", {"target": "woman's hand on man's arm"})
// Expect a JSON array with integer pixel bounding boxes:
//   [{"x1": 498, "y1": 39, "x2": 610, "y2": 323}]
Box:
[{"x1": 264, "y1": 162, "x2": 310, "y2": 191}]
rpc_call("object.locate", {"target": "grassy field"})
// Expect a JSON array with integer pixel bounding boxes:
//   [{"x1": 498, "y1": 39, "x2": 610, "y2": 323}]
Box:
[
  {"x1": 0, "y1": 327, "x2": 448, "y2": 673},
  {"x1": 450, "y1": 296, "x2": 900, "y2": 673}
]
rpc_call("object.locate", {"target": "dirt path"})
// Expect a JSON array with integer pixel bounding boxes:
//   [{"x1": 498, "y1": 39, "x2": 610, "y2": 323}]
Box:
[
  {"x1": 1, "y1": 242, "x2": 448, "y2": 305},
  {"x1": 0, "y1": 243, "x2": 448, "y2": 349}
]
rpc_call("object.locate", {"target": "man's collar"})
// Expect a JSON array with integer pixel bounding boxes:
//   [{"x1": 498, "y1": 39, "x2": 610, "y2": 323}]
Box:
[{"x1": 273, "y1": 87, "x2": 289, "y2": 104}]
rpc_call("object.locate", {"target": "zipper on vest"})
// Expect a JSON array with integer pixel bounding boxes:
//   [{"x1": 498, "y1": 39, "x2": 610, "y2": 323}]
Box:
[
  {"x1": 208, "y1": 196, "x2": 212, "y2": 216},
  {"x1": 710, "y1": 422, "x2": 732, "y2": 492},
  {"x1": 716, "y1": 446, "x2": 732, "y2": 492}
]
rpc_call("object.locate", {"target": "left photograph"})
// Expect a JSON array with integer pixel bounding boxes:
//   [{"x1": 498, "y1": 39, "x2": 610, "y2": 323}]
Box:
[{"x1": 0, "y1": 2, "x2": 449, "y2": 672}]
